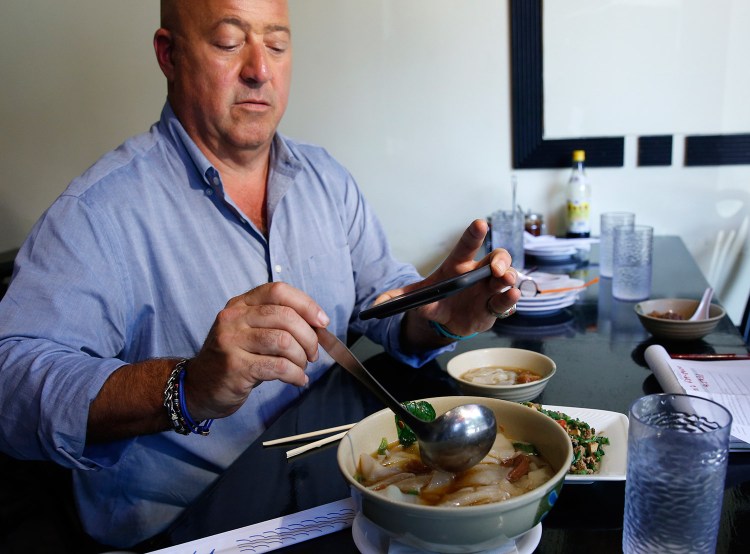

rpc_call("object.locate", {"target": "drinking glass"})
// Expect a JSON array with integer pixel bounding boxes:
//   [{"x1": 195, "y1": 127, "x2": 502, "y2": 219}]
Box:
[
  {"x1": 490, "y1": 210, "x2": 524, "y2": 270},
  {"x1": 612, "y1": 225, "x2": 653, "y2": 301},
  {"x1": 599, "y1": 212, "x2": 635, "y2": 278},
  {"x1": 623, "y1": 394, "x2": 731, "y2": 553}
]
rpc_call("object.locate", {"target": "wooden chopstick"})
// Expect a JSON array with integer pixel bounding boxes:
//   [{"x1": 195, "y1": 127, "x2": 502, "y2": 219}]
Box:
[
  {"x1": 262, "y1": 423, "x2": 356, "y2": 446},
  {"x1": 286, "y1": 431, "x2": 348, "y2": 459}
]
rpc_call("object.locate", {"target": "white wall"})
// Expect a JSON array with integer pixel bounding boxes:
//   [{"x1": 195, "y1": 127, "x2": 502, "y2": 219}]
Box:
[
  {"x1": 1, "y1": 1, "x2": 748, "y2": 324},
  {"x1": 0, "y1": 1, "x2": 164, "y2": 246}
]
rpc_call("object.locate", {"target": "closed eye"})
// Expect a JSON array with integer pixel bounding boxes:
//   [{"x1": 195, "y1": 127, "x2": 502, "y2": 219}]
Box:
[{"x1": 216, "y1": 42, "x2": 243, "y2": 52}]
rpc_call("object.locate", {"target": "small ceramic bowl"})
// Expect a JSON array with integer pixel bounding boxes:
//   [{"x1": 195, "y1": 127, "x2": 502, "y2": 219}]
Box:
[
  {"x1": 337, "y1": 396, "x2": 572, "y2": 552},
  {"x1": 634, "y1": 298, "x2": 726, "y2": 341},
  {"x1": 446, "y1": 348, "x2": 556, "y2": 402}
]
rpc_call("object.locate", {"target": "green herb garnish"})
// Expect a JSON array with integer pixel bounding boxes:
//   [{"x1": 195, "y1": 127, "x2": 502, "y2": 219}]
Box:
[
  {"x1": 512, "y1": 441, "x2": 539, "y2": 455},
  {"x1": 395, "y1": 400, "x2": 436, "y2": 447}
]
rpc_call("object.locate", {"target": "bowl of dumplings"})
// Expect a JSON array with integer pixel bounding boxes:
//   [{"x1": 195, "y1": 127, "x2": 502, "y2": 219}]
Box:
[
  {"x1": 337, "y1": 396, "x2": 572, "y2": 552},
  {"x1": 446, "y1": 348, "x2": 557, "y2": 402}
]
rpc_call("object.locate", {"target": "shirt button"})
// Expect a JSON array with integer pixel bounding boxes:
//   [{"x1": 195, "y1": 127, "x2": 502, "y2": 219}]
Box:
[
  {"x1": 205, "y1": 188, "x2": 214, "y2": 196},
  {"x1": 274, "y1": 265, "x2": 282, "y2": 273},
  {"x1": 212, "y1": 176, "x2": 220, "y2": 186}
]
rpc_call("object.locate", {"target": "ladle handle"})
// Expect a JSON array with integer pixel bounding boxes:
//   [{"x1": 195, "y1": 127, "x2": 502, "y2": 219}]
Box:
[{"x1": 314, "y1": 327, "x2": 428, "y2": 433}]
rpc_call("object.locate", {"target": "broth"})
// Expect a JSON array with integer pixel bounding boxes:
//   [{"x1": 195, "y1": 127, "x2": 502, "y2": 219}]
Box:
[
  {"x1": 356, "y1": 430, "x2": 554, "y2": 507},
  {"x1": 461, "y1": 365, "x2": 542, "y2": 385}
]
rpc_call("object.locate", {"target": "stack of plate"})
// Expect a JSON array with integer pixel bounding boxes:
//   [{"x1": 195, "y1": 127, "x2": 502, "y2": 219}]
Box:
[
  {"x1": 524, "y1": 244, "x2": 580, "y2": 263},
  {"x1": 524, "y1": 234, "x2": 597, "y2": 264},
  {"x1": 516, "y1": 274, "x2": 584, "y2": 317}
]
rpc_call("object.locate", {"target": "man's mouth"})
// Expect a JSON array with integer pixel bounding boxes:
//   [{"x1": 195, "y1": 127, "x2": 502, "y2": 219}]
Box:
[{"x1": 237, "y1": 97, "x2": 270, "y2": 107}]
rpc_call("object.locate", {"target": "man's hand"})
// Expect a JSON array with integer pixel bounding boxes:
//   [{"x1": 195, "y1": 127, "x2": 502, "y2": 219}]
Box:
[
  {"x1": 185, "y1": 282, "x2": 330, "y2": 420},
  {"x1": 375, "y1": 219, "x2": 521, "y2": 351},
  {"x1": 87, "y1": 282, "x2": 329, "y2": 443}
]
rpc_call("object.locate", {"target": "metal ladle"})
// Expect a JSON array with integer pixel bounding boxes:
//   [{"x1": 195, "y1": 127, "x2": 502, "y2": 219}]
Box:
[{"x1": 315, "y1": 327, "x2": 497, "y2": 473}]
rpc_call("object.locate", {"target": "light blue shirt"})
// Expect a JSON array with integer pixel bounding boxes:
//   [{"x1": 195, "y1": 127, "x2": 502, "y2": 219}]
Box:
[{"x1": 0, "y1": 103, "x2": 451, "y2": 547}]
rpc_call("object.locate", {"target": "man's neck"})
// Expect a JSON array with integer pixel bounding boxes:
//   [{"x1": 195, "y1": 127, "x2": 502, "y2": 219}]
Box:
[
  {"x1": 202, "y1": 141, "x2": 273, "y2": 236},
  {"x1": 221, "y1": 158, "x2": 270, "y2": 235}
]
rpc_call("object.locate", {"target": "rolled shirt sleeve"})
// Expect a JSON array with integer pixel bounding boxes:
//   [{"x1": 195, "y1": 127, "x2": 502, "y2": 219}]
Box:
[{"x1": 0, "y1": 195, "x2": 132, "y2": 467}]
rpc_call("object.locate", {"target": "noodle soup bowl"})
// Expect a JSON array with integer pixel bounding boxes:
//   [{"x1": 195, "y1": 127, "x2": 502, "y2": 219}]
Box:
[
  {"x1": 337, "y1": 396, "x2": 572, "y2": 553},
  {"x1": 446, "y1": 348, "x2": 556, "y2": 402}
]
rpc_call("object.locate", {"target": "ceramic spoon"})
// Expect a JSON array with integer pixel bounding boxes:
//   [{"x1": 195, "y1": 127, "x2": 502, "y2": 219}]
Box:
[{"x1": 688, "y1": 287, "x2": 714, "y2": 321}]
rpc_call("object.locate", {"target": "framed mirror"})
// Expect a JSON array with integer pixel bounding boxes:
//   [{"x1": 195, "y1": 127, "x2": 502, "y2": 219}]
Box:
[{"x1": 510, "y1": 0, "x2": 750, "y2": 168}]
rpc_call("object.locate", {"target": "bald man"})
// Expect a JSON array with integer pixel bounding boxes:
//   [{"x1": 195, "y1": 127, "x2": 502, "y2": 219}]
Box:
[{"x1": 0, "y1": 1, "x2": 519, "y2": 547}]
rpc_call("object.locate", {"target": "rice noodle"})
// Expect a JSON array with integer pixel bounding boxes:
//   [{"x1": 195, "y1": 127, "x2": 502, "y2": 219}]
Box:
[
  {"x1": 356, "y1": 430, "x2": 554, "y2": 507},
  {"x1": 437, "y1": 486, "x2": 513, "y2": 507}
]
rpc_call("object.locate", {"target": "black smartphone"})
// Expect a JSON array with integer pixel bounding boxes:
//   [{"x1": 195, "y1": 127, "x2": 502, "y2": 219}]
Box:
[{"x1": 359, "y1": 264, "x2": 492, "y2": 320}]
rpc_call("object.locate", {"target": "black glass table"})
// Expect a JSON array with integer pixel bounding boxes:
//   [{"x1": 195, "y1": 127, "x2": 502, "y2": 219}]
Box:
[{"x1": 146, "y1": 236, "x2": 750, "y2": 553}]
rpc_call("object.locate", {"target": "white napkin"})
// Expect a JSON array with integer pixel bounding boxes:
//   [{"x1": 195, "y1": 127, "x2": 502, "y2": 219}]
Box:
[
  {"x1": 523, "y1": 234, "x2": 597, "y2": 259},
  {"x1": 524, "y1": 233, "x2": 598, "y2": 248},
  {"x1": 146, "y1": 498, "x2": 356, "y2": 554}
]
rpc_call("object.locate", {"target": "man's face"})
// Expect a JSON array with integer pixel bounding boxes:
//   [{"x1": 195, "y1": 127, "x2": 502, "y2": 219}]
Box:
[{"x1": 161, "y1": 0, "x2": 292, "y2": 162}]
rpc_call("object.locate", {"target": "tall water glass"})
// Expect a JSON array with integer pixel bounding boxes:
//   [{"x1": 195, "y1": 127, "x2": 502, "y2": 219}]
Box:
[
  {"x1": 490, "y1": 210, "x2": 525, "y2": 270},
  {"x1": 612, "y1": 225, "x2": 653, "y2": 300},
  {"x1": 599, "y1": 212, "x2": 635, "y2": 278},
  {"x1": 623, "y1": 394, "x2": 731, "y2": 554}
]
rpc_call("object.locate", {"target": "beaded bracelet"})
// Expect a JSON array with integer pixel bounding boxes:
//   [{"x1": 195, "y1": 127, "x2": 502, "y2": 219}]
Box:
[
  {"x1": 163, "y1": 359, "x2": 213, "y2": 436},
  {"x1": 429, "y1": 320, "x2": 479, "y2": 341}
]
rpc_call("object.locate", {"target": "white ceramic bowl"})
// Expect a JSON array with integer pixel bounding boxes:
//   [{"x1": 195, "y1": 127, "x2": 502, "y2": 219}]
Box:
[
  {"x1": 634, "y1": 299, "x2": 725, "y2": 341},
  {"x1": 446, "y1": 348, "x2": 556, "y2": 402},
  {"x1": 337, "y1": 396, "x2": 572, "y2": 553}
]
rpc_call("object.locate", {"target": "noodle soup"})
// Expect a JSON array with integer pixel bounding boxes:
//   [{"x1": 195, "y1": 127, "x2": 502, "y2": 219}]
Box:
[
  {"x1": 337, "y1": 397, "x2": 573, "y2": 552},
  {"x1": 446, "y1": 348, "x2": 556, "y2": 402},
  {"x1": 357, "y1": 429, "x2": 554, "y2": 507},
  {"x1": 461, "y1": 365, "x2": 542, "y2": 386}
]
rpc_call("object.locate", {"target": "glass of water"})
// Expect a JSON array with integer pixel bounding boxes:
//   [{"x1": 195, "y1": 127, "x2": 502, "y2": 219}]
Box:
[
  {"x1": 623, "y1": 394, "x2": 731, "y2": 554},
  {"x1": 490, "y1": 210, "x2": 525, "y2": 271},
  {"x1": 612, "y1": 224, "x2": 653, "y2": 301},
  {"x1": 599, "y1": 212, "x2": 635, "y2": 278}
]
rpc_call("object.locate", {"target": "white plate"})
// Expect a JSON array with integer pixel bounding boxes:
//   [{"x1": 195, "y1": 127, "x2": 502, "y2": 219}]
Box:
[
  {"x1": 516, "y1": 295, "x2": 578, "y2": 316},
  {"x1": 534, "y1": 277, "x2": 584, "y2": 293},
  {"x1": 523, "y1": 273, "x2": 579, "y2": 284},
  {"x1": 352, "y1": 512, "x2": 542, "y2": 554},
  {"x1": 517, "y1": 292, "x2": 579, "y2": 307},
  {"x1": 525, "y1": 251, "x2": 579, "y2": 263},
  {"x1": 526, "y1": 248, "x2": 578, "y2": 259},
  {"x1": 541, "y1": 405, "x2": 628, "y2": 483},
  {"x1": 517, "y1": 277, "x2": 584, "y2": 299}
]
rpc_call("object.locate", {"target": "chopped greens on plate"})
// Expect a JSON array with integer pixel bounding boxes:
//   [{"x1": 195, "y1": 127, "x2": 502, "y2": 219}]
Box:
[{"x1": 522, "y1": 402, "x2": 610, "y2": 474}]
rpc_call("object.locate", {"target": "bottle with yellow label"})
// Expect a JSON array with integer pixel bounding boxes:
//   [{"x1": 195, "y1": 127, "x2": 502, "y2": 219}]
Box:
[{"x1": 565, "y1": 149, "x2": 591, "y2": 238}]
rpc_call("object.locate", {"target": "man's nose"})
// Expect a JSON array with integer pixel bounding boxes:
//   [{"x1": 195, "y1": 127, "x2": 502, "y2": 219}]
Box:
[{"x1": 240, "y1": 40, "x2": 271, "y2": 84}]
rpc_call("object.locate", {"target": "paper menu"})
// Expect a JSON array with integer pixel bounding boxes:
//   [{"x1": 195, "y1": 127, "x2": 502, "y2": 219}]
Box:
[{"x1": 644, "y1": 345, "x2": 750, "y2": 449}]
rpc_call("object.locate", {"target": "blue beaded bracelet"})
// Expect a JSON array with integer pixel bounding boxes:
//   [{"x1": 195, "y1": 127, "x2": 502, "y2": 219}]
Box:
[
  {"x1": 429, "y1": 320, "x2": 479, "y2": 341},
  {"x1": 176, "y1": 361, "x2": 214, "y2": 436}
]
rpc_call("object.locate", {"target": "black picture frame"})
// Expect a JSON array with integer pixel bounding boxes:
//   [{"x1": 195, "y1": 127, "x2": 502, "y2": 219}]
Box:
[{"x1": 509, "y1": 0, "x2": 750, "y2": 169}]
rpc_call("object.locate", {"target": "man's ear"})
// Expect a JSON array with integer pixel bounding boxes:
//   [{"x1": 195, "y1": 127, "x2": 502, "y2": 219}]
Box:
[{"x1": 153, "y1": 28, "x2": 175, "y2": 81}]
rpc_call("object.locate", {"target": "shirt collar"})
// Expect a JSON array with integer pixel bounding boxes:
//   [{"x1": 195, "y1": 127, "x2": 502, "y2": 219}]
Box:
[
  {"x1": 158, "y1": 102, "x2": 217, "y2": 188},
  {"x1": 157, "y1": 101, "x2": 302, "y2": 191}
]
